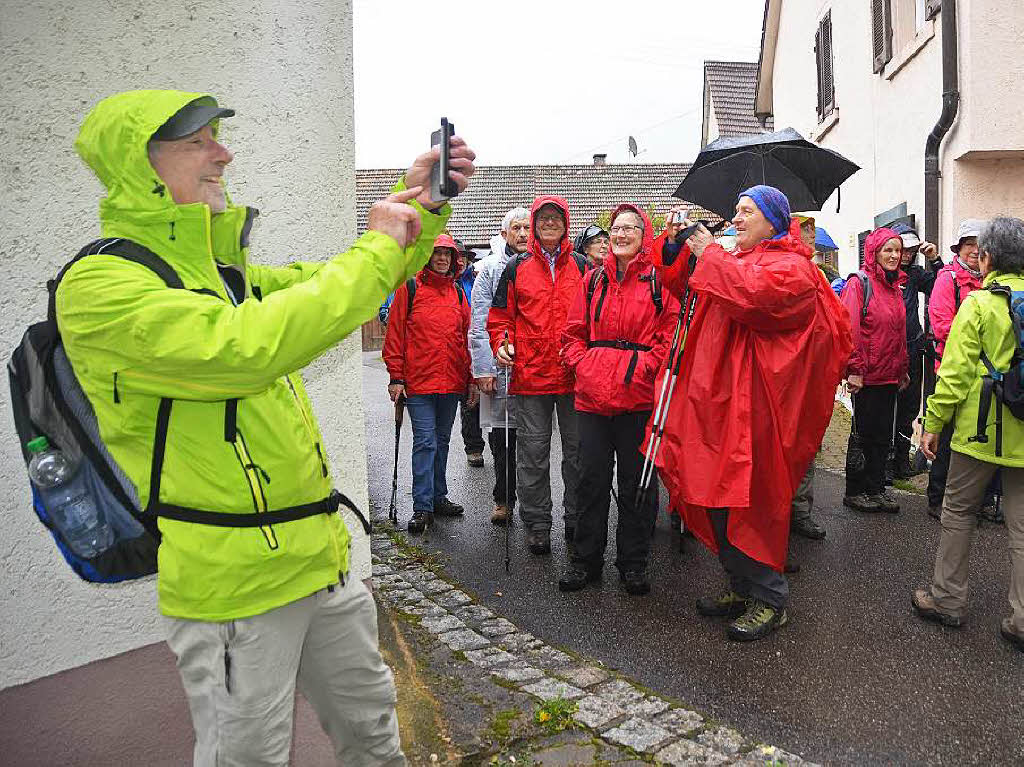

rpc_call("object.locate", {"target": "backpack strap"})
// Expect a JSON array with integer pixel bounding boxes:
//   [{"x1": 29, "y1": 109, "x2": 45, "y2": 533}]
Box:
[
  {"x1": 856, "y1": 270, "x2": 872, "y2": 320},
  {"x1": 571, "y1": 251, "x2": 587, "y2": 277},
  {"x1": 954, "y1": 279, "x2": 962, "y2": 310},
  {"x1": 48, "y1": 238, "x2": 184, "y2": 322},
  {"x1": 454, "y1": 280, "x2": 465, "y2": 306},
  {"x1": 650, "y1": 267, "x2": 663, "y2": 314},
  {"x1": 405, "y1": 277, "x2": 417, "y2": 313}
]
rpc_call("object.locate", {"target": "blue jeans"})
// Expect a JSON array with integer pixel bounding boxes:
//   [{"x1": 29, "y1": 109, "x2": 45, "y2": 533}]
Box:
[{"x1": 406, "y1": 394, "x2": 460, "y2": 512}]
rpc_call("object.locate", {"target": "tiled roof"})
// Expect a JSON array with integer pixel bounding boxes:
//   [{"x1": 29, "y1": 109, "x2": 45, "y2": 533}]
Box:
[
  {"x1": 356, "y1": 164, "x2": 720, "y2": 247},
  {"x1": 704, "y1": 60, "x2": 774, "y2": 139}
]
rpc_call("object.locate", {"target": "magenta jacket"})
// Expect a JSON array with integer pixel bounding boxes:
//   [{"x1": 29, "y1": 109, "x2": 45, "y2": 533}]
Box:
[
  {"x1": 840, "y1": 228, "x2": 908, "y2": 386},
  {"x1": 928, "y1": 256, "x2": 982, "y2": 368}
]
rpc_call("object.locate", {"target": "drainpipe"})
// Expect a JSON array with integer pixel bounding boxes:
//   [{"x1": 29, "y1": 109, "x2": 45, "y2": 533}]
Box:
[{"x1": 923, "y1": 0, "x2": 959, "y2": 399}]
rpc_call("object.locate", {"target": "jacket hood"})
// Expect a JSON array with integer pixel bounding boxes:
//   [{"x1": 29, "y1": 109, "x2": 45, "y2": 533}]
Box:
[
  {"x1": 76, "y1": 90, "x2": 232, "y2": 223},
  {"x1": 602, "y1": 204, "x2": 655, "y2": 276},
  {"x1": 863, "y1": 227, "x2": 903, "y2": 280},
  {"x1": 528, "y1": 195, "x2": 572, "y2": 260},
  {"x1": 750, "y1": 217, "x2": 813, "y2": 258}
]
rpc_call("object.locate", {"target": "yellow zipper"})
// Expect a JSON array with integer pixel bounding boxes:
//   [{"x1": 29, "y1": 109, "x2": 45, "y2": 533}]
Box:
[{"x1": 233, "y1": 434, "x2": 278, "y2": 548}]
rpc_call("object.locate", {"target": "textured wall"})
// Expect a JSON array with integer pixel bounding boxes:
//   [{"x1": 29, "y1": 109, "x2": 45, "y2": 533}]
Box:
[{"x1": 0, "y1": 0, "x2": 364, "y2": 688}]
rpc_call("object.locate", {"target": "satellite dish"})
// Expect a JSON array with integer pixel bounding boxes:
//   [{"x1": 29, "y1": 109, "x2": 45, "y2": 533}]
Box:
[{"x1": 628, "y1": 136, "x2": 638, "y2": 157}]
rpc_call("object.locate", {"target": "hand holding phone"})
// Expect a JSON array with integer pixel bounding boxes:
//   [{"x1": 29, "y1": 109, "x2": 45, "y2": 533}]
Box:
[{"x1": 430, "y1": 117, "x2": 459, "y2": 202}]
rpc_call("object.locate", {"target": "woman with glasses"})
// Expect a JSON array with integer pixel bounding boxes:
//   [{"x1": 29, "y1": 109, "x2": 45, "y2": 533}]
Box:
[
  {"x1": 575, "y1": 224, "x2": 610, "y2": 266},
  {"x1": 558, "y1": 205, "x2": 680, "y2": 595}
]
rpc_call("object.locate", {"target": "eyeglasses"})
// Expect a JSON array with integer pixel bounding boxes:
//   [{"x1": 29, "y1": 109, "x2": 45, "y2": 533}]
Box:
[
  {"x1": 536, "y1": 214, "x2": 564, "y2": 224},
  {"x1": 609, "y1": 225, "x2": 642, "y2": 235}
]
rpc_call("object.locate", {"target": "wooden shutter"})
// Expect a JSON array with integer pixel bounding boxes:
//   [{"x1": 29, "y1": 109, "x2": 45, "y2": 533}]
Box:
[
  {"x1": 872, "y1": 0, "x2": 893, "y2": 73},
  {"x1": 815, "y1": 13, "x2": 835, "y2": 121},
  {"x1": 925, "y1": 0, "x2": 941, "y2": 20}
]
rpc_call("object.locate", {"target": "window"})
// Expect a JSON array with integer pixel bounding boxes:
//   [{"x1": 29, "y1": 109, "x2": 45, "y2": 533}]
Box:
[
  {"x1": 871, "y1": 0, "x2": 894, "y2": 73},
  {"x1": 815, "y1": 12, "x2": 836, "y2": 121}
]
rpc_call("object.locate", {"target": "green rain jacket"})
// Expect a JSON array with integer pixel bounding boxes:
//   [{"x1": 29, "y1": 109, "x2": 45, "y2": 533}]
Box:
[
  {"x1": 924, "y1": 270, "x2": 1024, "y2": 466},
  {"x1": 59, "y1": 90, "x2": 449, "y2": 619}
]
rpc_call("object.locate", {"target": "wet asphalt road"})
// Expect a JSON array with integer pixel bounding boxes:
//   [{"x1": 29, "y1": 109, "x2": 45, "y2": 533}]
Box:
[{"x1": 361, "y1": 353, "x2": 1022, "y2": 765}]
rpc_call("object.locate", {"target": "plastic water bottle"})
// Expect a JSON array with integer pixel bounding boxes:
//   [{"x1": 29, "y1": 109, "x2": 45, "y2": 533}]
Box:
[{"x1": 27, "y1": 437, "x2": 112, "y2": 558}]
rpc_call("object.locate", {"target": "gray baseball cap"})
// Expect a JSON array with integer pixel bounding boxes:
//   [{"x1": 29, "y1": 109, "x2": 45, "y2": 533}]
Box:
[{"x1": 151, "y1": 96, "x2": 235, "y2": 141}]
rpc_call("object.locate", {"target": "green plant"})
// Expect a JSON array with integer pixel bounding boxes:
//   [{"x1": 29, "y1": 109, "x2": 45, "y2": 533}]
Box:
[{"x1": 532, "y1": 697, "x2": 578, "y2": 734}]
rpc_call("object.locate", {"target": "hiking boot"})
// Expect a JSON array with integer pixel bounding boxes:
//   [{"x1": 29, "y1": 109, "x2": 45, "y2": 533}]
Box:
[
  {"x1": 844, "y1": 493, "x2": 881, "y2": 512},
  {"x1": 696, "y1": 590, "x2": 748, "y2": 618},
  {"x1": 790, "y1": 516, "x2": 826, "y2": 540},
  {"x1": 433, "y1": 497, "x2": 464, "y2": 517},
  {"x1": 979, "y1": 503, "x2": 1004, "y2": 525},
  {"x1": 620, "y1": 569, "x2": 651, "y2": 596},
  {"x1": 872, "y1": 491, "x2": 900, "y2": 514},
  {"x1": 558, "y1": 564, "x2": 601, "y2": 592},
  {"x1": 526, "y1": 529, "x2": 551, "y2": 555},
  {"x1": 1000, "y1": 617, "x2": 1024, "y2": 652},
  {"x1": 928, "y1": 504, "x2": 942, "y2": 520},
  {"x1": 727, "y1": 600, "x2": 788, "y2": 642},
  {"x1": 467, "y1": 452, "x2": 484, "y2": 468},
  {"x1": 491, "y1": 503, "x2": 511, "y2": 526},
  {"x1": 911, "y1": 587, "x2": 963, "y2": 627},
  {"x1": 407, "y1": 511, "x2": 432, "y2": 535}
]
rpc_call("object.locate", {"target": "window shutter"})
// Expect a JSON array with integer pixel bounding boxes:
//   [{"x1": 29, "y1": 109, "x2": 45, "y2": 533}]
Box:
[
  {"x1": 822, "y1": 13, "x2": 835, "y2": 115},
  {"x1": 925, "y1": 0, "x2": 941, "y2": 20},
  {"x1": 815, "y1": 26, "x2": 824, "y2": 119},
  {"x1": 872, "y1": 0, "x2": 893, "y2": 73}
]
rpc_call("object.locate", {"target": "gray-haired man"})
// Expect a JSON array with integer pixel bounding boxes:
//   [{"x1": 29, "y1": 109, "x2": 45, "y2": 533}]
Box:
[{"x1": 470, "y1": 208, "x2": 529, "y2": 524}]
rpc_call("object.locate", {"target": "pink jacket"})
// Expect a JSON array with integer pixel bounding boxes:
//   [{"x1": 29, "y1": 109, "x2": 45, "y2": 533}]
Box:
[
  {"x1": 840, "y1": 228, "x2": 908, "y2": 386},
  {"x1": 929, "y1": 257, "x2": 982, "y2": 367}
]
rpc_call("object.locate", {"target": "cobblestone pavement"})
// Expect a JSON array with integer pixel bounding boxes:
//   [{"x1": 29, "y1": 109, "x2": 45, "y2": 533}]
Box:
[{"x1": 373, "y1": 531, "x2": 819, "y2": 766}]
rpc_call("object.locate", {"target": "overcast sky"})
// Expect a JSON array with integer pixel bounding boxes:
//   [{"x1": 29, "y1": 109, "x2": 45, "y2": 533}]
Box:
[{"x1": 353, "y1": 0, "x2": 765, "y2": 168}]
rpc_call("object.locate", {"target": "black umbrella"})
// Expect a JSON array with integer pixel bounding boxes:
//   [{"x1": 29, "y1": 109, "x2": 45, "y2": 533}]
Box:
[{"x1": 674, "y1": 127, "x2": 860, "y2": 220}]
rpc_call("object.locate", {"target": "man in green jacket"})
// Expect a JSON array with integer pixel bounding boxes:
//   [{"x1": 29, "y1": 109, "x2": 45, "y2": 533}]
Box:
[
  {"x1": 912, "y1": 217, "x2": 1024, "y2": 653},
  {"x1": 59, "y1": 89, "x2": 476, "y2": 764}
]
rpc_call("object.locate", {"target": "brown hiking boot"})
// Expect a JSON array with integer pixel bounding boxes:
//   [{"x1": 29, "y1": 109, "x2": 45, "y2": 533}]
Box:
[
  {"x1": 491, "y1": 504, "x2": 511, "y2": 526},
  {"x1": 1000, "y1": 617, "x2": 1024, "y2": 652},
  {"x1": 911, "y1": 587, "x2": 963, "y2": 627}
]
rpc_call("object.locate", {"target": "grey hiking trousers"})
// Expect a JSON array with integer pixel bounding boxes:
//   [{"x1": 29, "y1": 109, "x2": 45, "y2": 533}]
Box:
[{"x1": 515, "y1": 393, "x2": 580, "y2": 533}]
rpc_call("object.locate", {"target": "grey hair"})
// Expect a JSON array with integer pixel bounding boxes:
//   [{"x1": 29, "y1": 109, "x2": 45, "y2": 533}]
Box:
[
  {"x1": 502, "y1": 207, "x2": 530, "y2": 231},
  {"x1": 979, "y1": 217, "x2": 1024, "y2": 274}
]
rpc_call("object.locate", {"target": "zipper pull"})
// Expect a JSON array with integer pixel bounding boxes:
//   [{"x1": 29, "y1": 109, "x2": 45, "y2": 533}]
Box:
[
  {"x1": 113, "y1": 372, "x2": 120, "y2": 403},
  {"x1": 258, "y1": 466, "x2": 271, "y2": 484}
]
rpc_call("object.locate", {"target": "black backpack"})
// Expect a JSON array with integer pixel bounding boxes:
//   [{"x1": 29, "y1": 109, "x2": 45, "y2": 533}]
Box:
[
  {"x1": 968, "y1": 283, "x2": 1024, "y2": 456},
  {"x1": 8, "y1": 239, "x2": 181, "y2": 583}
]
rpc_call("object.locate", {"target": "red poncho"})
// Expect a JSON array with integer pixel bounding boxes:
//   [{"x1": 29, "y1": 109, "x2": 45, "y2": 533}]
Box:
[{"x1": 650, "y1": 220, "x2": 852, "y2": 571}]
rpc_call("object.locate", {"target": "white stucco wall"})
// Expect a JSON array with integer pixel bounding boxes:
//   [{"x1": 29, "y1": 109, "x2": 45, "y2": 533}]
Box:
[
  {"x1": 0, "y1": 0, "x2": 364, "y2": 689},
  {"x1": 768, "y1": 0, "x2": 1024, "y2": 276}
]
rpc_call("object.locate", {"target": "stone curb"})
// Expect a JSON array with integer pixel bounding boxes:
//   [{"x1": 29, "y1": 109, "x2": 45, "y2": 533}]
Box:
[{"x1": 371, "y1": 532, "x2": 819, "y2": 766}]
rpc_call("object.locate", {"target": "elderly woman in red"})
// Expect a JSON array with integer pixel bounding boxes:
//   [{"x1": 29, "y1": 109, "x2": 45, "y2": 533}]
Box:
[
  {"x1": 558, "y1": 205, "x2": 679, "y2": 595},
  {"x1": 650, "y1": 186, "x2": 851, "y2": 641},
  {"x1": 839, "y1": 228, "x2": 910, "y2": 513},
  {"x1": 384, "y1": 234, "x2": 473, "y2": 535}
]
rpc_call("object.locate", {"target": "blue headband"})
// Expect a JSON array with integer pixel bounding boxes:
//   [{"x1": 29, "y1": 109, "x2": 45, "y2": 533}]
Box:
[{"x1": 739, "y1": 185, "x2": 792, "y2": 239}]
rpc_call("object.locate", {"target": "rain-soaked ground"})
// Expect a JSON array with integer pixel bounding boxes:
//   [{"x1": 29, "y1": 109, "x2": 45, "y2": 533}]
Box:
[{"x1": 362, "y1": 352, "x2": 1022, "y2": 765}]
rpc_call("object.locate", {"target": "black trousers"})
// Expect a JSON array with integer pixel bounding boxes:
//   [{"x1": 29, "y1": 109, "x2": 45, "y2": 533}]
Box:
[
  {"x1": 460, "y1": 396, "x2": 485, "y2": 455},
  {"x1": 846, "y1": 384, "x2": 897, "y2": 497},
  {"x1": 571, "y1": 410, "x2": 657, "y2": 574},
  {"x1": 894, "y1": 346, "x2": 924, "y2": 460},
  {"x1": 927, "y1": 422, "x2": 999, "y2": 508},
  {"x1": 487, "y1": 428, "x2": 517, "y2": 509}
]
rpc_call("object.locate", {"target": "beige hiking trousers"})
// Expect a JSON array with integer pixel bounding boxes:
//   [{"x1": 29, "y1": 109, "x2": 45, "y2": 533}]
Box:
[
  {"x1": 165, "y1": 577, "x2": 404, "y2": 766},
  {"x1": 932, "y1": 451, "x2": 1024, "y2": 633}
]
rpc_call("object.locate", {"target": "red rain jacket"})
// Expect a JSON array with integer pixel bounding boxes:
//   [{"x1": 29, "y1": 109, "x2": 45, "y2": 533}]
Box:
[
  {"x1": 839, "y1": 228, "x2": 908, "y2": 385},
  {"x1": 929, "y1": 255, "x2": 982, "y2": 367},
  {"x1": 650, "y1": 219, "x2": 852, "y2": 572},
  {"x1": 487, "y1": 196, "x2": 587, "y2": 395},
  {"x1": 561, "y1": 205, "x2": 681, "y2": 415},
  {"x1": 383, "y1": 268, "x2": 471, "y2": 395}
]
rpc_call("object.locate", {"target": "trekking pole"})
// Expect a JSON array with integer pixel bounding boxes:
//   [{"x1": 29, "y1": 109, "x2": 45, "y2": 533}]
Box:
[
  {"x1": 502, "y1": 331, "x2": 512, "y2": 573},
  {"x1": 635, "y1": 256, "x2": 699, "y2": 511},
  {"x1": 389, "y1": 393, "x2": 406, "y2": 526}
]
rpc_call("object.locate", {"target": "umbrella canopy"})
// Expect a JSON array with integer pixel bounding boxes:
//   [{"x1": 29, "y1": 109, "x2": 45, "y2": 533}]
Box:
[{"x1": 674, "y1": 127, "x2": 860, "y2": 220}]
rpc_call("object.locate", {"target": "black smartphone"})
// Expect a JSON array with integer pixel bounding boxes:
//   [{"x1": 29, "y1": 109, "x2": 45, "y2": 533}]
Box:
[{"x1": 430, "y1": 117, "x2": 457, "y2": 201}]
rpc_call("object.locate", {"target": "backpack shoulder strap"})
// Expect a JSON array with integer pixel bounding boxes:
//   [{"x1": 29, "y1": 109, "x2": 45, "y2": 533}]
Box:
[
  {"x1": 405, "y1": 277, "x2": 417, "y2": 314},
  {"x1": 454, "y1": 280, "x2": 465, "y2": 306},
  {"x1": 954, "y1": 278, "x2": 962, "y2": 309},
  {"x1": 48, "y1": 238, "x2": 184, "y2": 322},
  {"x1": 570, "y1": 251, "x2": 588, "y2": 277},
  {"x1": 586, "y1": 267, "x2": 605, "y2": 307},
  {"x1": 650, "y1": 266, "x2": 663, "y2": 313},
  {"x1": 856, "y1": 270, "x2": 872, "y2": 320}
]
